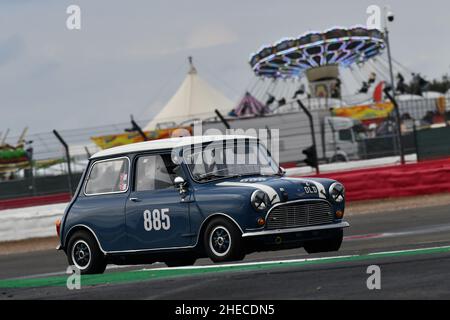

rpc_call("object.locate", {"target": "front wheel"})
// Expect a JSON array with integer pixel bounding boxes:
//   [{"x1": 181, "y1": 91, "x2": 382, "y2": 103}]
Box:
[
  {"x1": 303, "y1": 229, "x2": 344, "y2": 254},
  {"x1": 67, "y1": 230, "x2": 107, "y2": 275},
  {"x1": 203, "y1": 218, "x2": 245, "y2": 263}
]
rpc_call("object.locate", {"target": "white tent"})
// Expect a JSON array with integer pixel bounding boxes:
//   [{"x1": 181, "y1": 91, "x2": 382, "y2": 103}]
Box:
[{"x1": 144, "y1": 58, "x2": 234, "y2": 131}]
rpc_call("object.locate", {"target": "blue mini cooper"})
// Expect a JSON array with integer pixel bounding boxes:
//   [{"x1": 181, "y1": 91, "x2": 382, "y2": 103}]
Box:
[{"x1": 57, "y1": 135, "x2": 349, "y2": 274}]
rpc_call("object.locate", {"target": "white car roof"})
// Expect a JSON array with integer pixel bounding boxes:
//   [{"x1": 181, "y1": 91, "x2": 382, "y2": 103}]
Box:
[{"x1": 90, "y1": 135, "x2": 257, "y2": 159}]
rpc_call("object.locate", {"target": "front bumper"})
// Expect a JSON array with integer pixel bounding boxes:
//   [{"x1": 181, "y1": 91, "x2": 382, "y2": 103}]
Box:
[{"x1": 241, "y1": 221, "x2": 349, "y2": 238}]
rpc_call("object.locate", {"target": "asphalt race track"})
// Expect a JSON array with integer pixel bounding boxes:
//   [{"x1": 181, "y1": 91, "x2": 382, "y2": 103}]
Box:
[{"x1": 1, "y1": 204, "x2": 450, "y2": 300}]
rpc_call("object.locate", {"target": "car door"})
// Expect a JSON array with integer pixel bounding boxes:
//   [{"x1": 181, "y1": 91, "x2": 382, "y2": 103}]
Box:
[{"x1": 125, "y1": 153, "x2": 192, "y2": 250}]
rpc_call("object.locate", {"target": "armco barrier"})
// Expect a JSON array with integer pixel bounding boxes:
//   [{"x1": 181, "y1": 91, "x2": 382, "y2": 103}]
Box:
[{"x1": 301, "y1": 158, "x2": 450, "y2": 201}]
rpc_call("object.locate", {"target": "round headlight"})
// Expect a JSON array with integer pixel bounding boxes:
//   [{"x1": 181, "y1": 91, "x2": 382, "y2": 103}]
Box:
[
  {"x1": 329, "y1": 183, "x2": 345, "y2": 203},
  {"x1": 251, "y1": 190, "x2": 270, "y2": 211}
]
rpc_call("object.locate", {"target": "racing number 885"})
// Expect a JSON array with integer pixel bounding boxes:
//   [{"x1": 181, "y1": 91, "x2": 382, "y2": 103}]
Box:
[{"x1": 143, "y1": 208, "x2": 170, "y2": 231}]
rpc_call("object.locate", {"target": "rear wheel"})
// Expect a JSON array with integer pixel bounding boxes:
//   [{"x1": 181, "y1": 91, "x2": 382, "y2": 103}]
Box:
[
  {"x1": 303, "y1": 229, "x2": 344, "y2": 254},
  {"x1": 67, "y1": 230, "x2": 107, "y2": 275},
  {"x1": 203, "y1": 218, "x2": 245, "y2": 263}
]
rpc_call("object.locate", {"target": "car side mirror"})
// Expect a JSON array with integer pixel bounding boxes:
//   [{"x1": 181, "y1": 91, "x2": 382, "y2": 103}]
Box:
[
  {"x1": 174, "y1": 176, "x2": 188, "y2": 194},
  {"x1": 279, "y1": 167, "x2": 287, "y2": 176}
]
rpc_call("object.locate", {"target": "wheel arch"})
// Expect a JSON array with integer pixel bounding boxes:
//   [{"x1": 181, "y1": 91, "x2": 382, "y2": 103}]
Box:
[
  {"x1": 196, "y1": 213, "x2": 244, "y2": 249},
  {"x1": 64, "y1": 224, "x2": 106, "y2": 254}
]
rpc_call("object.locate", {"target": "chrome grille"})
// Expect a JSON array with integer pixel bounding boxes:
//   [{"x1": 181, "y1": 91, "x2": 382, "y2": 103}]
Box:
[{"x1": 266, "y1": 201, "x2": 334, "y2": 230}]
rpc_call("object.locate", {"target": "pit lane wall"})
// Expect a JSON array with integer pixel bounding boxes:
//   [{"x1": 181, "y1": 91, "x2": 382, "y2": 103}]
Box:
[{"x1": 0, "y1": 158, "x2": 449, "y2": 242}]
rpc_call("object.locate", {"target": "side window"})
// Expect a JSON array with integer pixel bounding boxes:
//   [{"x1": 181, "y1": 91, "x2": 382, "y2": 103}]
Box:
[
  {"x1": 135, "y1": 154, "x2": 180, "y2": 192},
  {"x1": 338, "y1": 129, "x2": 353, "y2": 142},
  {"x1": 85, "y1": 158, "x2": 129, "y2": 195}
]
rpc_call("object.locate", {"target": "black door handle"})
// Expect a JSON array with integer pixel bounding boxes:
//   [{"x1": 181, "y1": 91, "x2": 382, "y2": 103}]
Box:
[{"x1": 129, "y1": 197, "x2": 141, "y2": 202}]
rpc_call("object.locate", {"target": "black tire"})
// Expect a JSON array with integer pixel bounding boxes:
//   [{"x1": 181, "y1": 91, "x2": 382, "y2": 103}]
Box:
[
  {"x1": 203, "y1": 217, "x2": 245, "y2": 263},
  {"x1": 67, "y1": 230, "x2": 107, "y2": 275},
  {"x1": 303, "y1": 229, "x2": 344, "y2": 254},
  {"x1": 165, "y1": 257, "x2": 197, "y2": 267}
]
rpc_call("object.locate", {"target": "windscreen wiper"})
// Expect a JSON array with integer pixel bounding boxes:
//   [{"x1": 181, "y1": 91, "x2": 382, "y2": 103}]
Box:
[
  {"x1": 197, "y1": 173, "x2": 245, "y2": 181},
  {"x1": 197, "y1": 173, "x2": 228, "y2": 181}
]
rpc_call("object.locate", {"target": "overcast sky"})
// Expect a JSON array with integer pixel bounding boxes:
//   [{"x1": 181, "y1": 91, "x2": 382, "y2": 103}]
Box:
[{"x1": 1, "y1": 0, "x2": 449, "y2": 137}]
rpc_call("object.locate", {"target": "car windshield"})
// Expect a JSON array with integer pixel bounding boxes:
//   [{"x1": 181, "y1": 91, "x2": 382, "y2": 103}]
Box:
[{"x1": 182, "y1": 139, "x2": 280, "y2": 182}]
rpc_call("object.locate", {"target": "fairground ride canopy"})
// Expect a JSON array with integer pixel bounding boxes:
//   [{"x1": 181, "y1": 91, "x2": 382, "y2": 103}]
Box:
[{"x1": 249, "y1": 26, "x2": 385, "y2": 80}]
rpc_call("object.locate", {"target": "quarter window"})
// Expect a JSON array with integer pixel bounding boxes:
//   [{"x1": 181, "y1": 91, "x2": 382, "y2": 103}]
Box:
[{"x1": 85, "y1": 158, "x2": 129, "y2": 195}]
